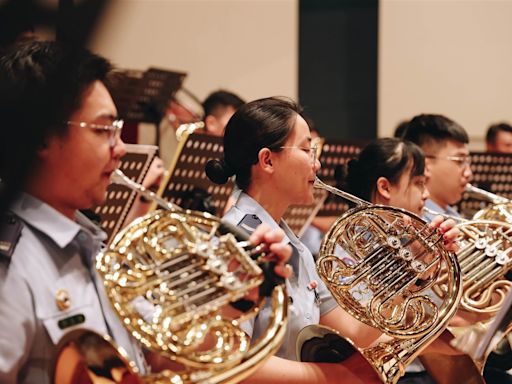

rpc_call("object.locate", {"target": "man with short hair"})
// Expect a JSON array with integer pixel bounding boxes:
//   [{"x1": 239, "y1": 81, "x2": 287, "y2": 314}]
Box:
[
  {"x1": 202, "y1": 90, "x2": 245, "y2": 136},
  {"x1": 0, "y1": 41, "x2": 291, "y2": 383},
  {"x1": 402, "y1": 114, "x2": 472, "y2": 219},
  {"x1": 486, "y1": 122, "x2": 512, "y2": 154}
]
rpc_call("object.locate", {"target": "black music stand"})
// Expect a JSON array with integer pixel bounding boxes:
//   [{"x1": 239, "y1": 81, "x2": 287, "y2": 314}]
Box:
[
  {"x1": 458, "y1": 152, "x2": 512, "y2": 217},
  {"x1": 109, "y1": 67, "x2": 186, "y2": 124},
  {"x1": 155, "y1": 129, "x2": 234, "y2": 216},
  {"x1": 92, "y1": 144, "x2": 158, "y2": 244},
  {"x1": 316, "y1": 139, "x2": 365, "y2": 217}
]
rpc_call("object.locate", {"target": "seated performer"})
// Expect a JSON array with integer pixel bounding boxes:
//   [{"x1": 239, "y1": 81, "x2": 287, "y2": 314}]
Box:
[
  {"x1": 486, "y1": 122, "x2": 512, "y2": 154},
  {"x1": 0, "y1": 41, "x2": 291, "y2": 384},
  {"x1": 202, "y1": 89, "x2": 245, "y2": 137},
  {"x1": 342, "y1": 137, "x2": 458, "y2": 384},
  {"x1": 206, "y1": 97, "x2": 460, "y2": 383},
  {"x1": 401, "y1": 114, "x2": 472, "y2": 220}
]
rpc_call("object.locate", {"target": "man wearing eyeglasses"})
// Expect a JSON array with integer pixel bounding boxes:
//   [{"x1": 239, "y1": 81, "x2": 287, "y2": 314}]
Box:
[
  {"x1": 401, "y1": 114, "x2": 472, "y2": 221},
  {"x1": 0, "y1": 41, "x2": 292, "y2": 384}
]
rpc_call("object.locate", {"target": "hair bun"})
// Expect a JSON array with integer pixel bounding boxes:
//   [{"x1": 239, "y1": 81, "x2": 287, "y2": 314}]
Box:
[{"x1": 205, "y1": 159, "x2": 234, "y2": 185}]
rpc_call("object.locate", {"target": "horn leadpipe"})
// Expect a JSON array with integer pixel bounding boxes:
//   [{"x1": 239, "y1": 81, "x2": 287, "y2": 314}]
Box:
[
  {"x1": 313, "y1": 177, "x2": 370, "y2": 207},
  {"x1": 465, "y1": 184, "x2": 509, "y2": 204},
  {"x1": 111, "y1": 169, "x2": 183, "y2": 212}
]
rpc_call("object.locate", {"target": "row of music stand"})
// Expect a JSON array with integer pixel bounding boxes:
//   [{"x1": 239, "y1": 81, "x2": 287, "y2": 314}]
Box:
[{"x1": 94, "y1": 137, "x2": 512, "y2": 244}]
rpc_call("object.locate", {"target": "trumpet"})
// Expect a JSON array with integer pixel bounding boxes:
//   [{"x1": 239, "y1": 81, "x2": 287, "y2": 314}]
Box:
[
  {"x1": 53, "y1": 169, "x2": 288, "y2": 384},
  {"x1": 297, "y1": 178, "x2": 464, "y2": 384}
]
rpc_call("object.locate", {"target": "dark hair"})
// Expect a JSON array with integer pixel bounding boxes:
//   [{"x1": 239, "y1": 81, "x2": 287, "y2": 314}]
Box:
[
  {"x1": 0, "y1": 40, "x2": 113, "y2": 212},
  {"x1": 341, "y1": 138, "x2": 425, "y2": 202},
  {"x1": 402, "y1": 114, "x2": 468, "y2": 152},
  {"x1": 486, "y1": 123, "x2": 512, "y2": 145},
  {"x1": 394, "y1": 120, "x2": 409, "y2": 138},
  {"x1": 202, "y1": 90, "x2": 245, "y2": 118},
  {"x1": 205, "y1": 97, "x2": 302, "y2": 190}
]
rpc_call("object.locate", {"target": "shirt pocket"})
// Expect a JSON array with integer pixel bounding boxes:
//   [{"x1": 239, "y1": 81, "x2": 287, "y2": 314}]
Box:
[{"x1": 34, "y1": 272, "x2": 109, "y2": 345}]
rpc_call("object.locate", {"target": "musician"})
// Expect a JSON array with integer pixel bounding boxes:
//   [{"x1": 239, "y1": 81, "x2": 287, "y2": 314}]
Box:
[
  {"x1": 206, "y1": 97, "x2": 461, "y2": 383},
  {"x1": 400, "y1": 114, "x2": 472, "y2": 220},
  {"x1": 342, "y1": 137, "x2": 460, "y2": 384},
  {"x1": 486, "y1": 122, "x2": 512, "y2": 154},
  {"x1": 0, "y1": 41, "x2": 292, "y2": 384},
  {"x1": 202, "y1": 89, "x2": 245, "y2": 137}
]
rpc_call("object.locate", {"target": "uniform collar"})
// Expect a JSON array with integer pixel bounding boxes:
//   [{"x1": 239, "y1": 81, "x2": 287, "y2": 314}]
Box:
[
  {"x1": 11, "y1": 193, "x2": 106, "y2": 248},
  {"x1": 424, "y1": 198, "x2": 461, "y2": 218},
  {"x1": 229, "y1": 192, "x2": 303, "y2": 247}
]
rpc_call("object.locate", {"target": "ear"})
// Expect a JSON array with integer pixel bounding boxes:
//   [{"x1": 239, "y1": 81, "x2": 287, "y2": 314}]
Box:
[
  {"x1": 205, "y1": 115, "x2": 219, "y2": 134},
  {"x1": 376, "y1": 176, "x2": 392, "y2": 200},
  {"x1": 257, "y1": 147, "x2": 274, "y2": 174}
]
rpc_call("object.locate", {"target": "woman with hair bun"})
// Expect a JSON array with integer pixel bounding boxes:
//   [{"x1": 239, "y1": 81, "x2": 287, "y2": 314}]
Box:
[{"x1": 206, "y1": 97, "x2": 385, "y2": 383}]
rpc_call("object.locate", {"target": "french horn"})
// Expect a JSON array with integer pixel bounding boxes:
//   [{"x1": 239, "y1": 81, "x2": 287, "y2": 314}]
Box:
[
  {"x1": 53, "y1": 170, "x2": 288, "y2": 384},
  {"x1": 466, "y1": 183, "x2": 512, "y2": 224},
  {"x1": 298, "y1": 178, "x2": 465, "y2": 384}
]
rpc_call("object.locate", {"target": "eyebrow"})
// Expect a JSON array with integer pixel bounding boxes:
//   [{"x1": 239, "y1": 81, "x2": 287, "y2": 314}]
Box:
[{"x1": 93, "y1": 113, "x2": 118, "y2": 122}]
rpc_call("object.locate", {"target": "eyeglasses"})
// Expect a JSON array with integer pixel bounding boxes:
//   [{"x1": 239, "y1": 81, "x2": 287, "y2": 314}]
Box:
[
  {"x1": 425, "y1": 155, "x2": 471, "y2": 167},
  {"x1": 67, "y1": 119, "x2": 124, "y2": 148},
  {"x1": 279, "y1": 144, "x2": 318, "y2": 163}
]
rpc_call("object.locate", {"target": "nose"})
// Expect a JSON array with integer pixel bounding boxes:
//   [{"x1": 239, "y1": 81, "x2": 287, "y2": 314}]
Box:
[
  {"x1": 111, "y1": 135, "x2": 126, "y2": 158},
  {"x1": 422, "y1": 187, "x2": 430, "y2": 201},
  {"x1": 463, "y1": 163, "x2": 473, "y2": 182},
  {"x1": 313, "y1": 157, "x2": 321, "y2": 172}
]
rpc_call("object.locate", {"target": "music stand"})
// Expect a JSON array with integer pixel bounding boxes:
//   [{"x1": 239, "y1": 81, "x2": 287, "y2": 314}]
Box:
[
  {"x1": 109, "y1": 67, "x2": 186, "y2": 123},
  {"x1": 316, "y1": 139, "x2": 365, "y2": 217},
  {"x1": 458, "y1": 152, "x2": 512, "y2": 217},
  {"x1": 155, "y1": 128, "x2": 234, "y2": 216},
  {"x1": 92, "y1": 144, "x2": 158, "y2": 244}
]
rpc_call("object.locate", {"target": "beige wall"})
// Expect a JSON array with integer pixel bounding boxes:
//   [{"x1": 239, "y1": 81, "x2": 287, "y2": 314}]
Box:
[
  {"x1": 90, "y1": 0, "x2": 298, "y2": 104},
  {"x1": 379, "y1": 0, "x2": 512, "y2": 150}
]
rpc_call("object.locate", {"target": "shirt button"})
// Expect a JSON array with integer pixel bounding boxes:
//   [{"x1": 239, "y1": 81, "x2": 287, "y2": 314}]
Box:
[
  {"x1": 78, "y1": 232, "x2": 87, "y2": 241},
  {"x1": 305, "y1": 312, "x2": 312, "y2": 320}
]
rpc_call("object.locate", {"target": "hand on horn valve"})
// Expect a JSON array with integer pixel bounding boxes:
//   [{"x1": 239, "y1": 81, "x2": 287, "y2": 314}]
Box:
[{"x1": 430, "y1": 215, "x2": 460, "y2": 253}]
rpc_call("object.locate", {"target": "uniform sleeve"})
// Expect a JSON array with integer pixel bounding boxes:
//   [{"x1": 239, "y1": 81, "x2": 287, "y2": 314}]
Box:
[
  {"x1": 0, "y1": 262, "x2": 35, "y2": 384},
  {"x1": 316, "y1": 272, "x2": 338, "y2": 316}
]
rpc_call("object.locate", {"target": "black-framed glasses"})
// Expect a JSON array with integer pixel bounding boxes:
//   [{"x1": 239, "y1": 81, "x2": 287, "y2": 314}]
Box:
[
  {"x1": 279, "y1": 144, "x2": 318, "y2": 164},
  {"x1": 67, "y1": 119, "x2": 124, "y2": 148},
  {"x1": 425, "y1": 154, "x2": 471, "y2": 167}
]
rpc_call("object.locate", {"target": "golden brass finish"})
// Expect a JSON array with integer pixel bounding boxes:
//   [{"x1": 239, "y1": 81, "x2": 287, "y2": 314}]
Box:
[
  {"x1": 435, "y1": 220, "x2": 512, "y2": 315},
  {"x1": 55, "y1": 288, "x2": 71, "y2": 311},
  {"x1": 54, "y1": 170, "x2": 288, "y2": 383},
  {"x1": 309, "y1": 178, "x2": 463, "y2": 384},
  {"x1": 466, "y1": 183, "x2": 512, "y2": 224}
]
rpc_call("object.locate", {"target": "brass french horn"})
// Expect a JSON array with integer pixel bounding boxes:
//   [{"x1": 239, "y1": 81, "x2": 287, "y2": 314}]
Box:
[
  {"x1": 53, "y1": 170, "x2": 288, "y2": 384},
  {"x1": 298, "y1": 178, "x2": 464, "y2": 384},
  {"x1": 467, "y1": 183, "x2": 512, "y2": 224}
]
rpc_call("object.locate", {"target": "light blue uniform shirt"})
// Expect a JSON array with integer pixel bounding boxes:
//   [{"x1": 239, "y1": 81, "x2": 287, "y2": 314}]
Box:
[
  {"x1": 423, "y1": 199, "x2": 461, "y2": 222},
  {"x1": 223, "y1": 192, "x2": 337, "y2": 361},
  {"x1": 0, "y1": 194, "x2": 146, "y2": 384}
]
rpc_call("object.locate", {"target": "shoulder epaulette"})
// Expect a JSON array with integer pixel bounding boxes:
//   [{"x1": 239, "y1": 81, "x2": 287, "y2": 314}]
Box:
[{"x1": 0, "y1": 213, "x2": 23, "y2": 260}]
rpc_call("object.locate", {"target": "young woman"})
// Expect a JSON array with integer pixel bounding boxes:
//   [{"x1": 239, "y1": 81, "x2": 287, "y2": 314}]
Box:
[
  {"x1": 206, "y1": 98, "x2": 459, "y2": 383},
  {"x1": 342, "y1": 137, "x2": 472, "y2": 384},
  {"x1": 343, "y1": 137, "x2": 429, "y2": 217}
]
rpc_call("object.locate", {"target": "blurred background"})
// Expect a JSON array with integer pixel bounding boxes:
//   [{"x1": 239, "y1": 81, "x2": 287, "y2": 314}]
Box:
[{"x1": 2, "y1": 0, "x2": 512, "y2": 149}]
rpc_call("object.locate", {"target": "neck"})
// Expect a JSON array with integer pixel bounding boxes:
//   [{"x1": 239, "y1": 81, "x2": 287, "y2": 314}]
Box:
[
  {"x1": 429, "y1": 196, "x2": 449, "y2": 211},
  {"x1": 26, "y1": 179, "x2": 76, "y2": 220},
  {"x1": 246, "y1": 183, "x2": 289, "y2": 223}
]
